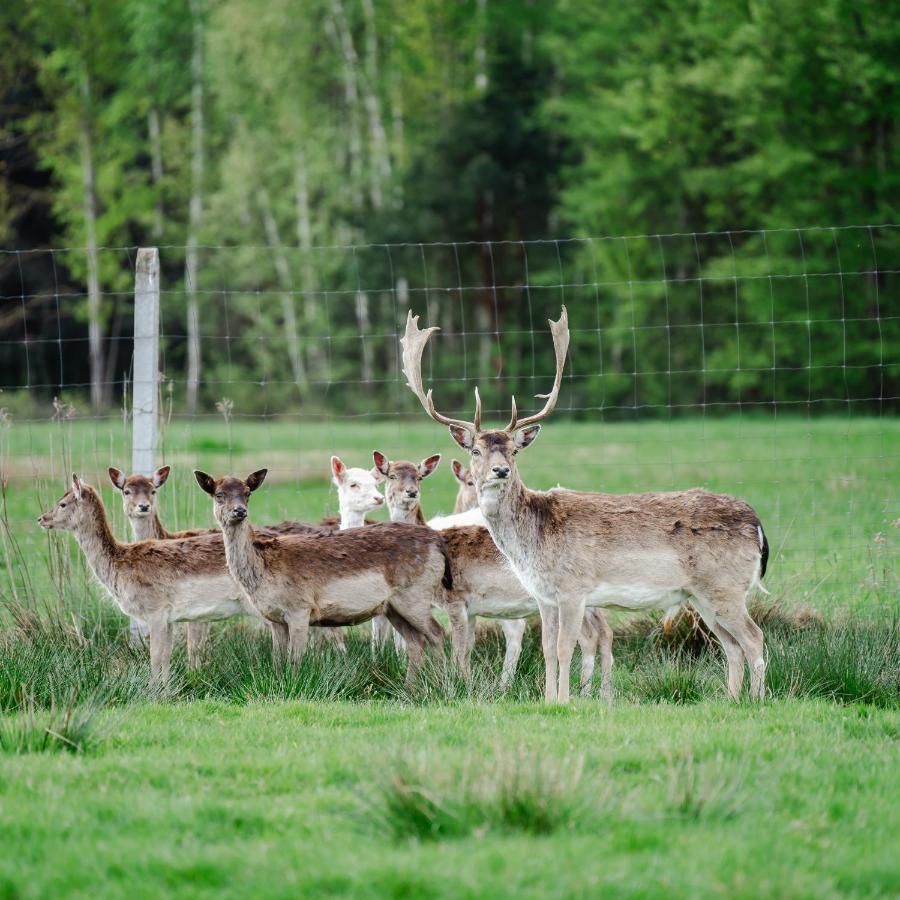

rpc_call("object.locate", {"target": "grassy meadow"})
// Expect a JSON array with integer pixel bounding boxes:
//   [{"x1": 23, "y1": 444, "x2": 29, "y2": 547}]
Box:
[{"x1": 0, "y1": 414, "x2": 897, "y2": 897}]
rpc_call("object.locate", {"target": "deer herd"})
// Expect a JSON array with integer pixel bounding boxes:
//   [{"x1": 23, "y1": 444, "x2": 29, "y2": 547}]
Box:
[{"x1": 38, "y1": 307, "x2": 770, "y2": 703}]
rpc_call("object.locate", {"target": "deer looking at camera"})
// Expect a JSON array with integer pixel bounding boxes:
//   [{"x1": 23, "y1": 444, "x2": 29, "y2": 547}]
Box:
[
  {"x1": 194, "y1": 469, "x2": 453, "y2": 686},
  {"x1": 373, "y1": 450, "x2": 613, "y2": 697},
  {"x1": 402, "y1": 307, "x2": 769, "y2": 704},
  {"x1": 108, "y1": 464, "x2": 346, "y2": 658},
  {"x1": 39, "y1": 476, "x2": 266, "y2": 682},
  {"x1": 451, "y1": 460, "x2": 478, "y2": 514}
]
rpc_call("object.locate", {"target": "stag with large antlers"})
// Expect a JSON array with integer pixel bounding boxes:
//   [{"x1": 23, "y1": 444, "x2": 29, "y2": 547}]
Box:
[{"x1": 402, "y1": 307, "x2": 769, "y2": 703}]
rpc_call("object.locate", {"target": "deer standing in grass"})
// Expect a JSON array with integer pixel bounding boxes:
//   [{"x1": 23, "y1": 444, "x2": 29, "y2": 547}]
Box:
[
  {"x1": 39, "y1": 475, "x2": 267, "y2": 681},
  {"x1": 402, "y1": 307, "x2": 769, "y2": 703},
  {"x1": 194, "y1": 469, "x2": 451, "y2": 685},
  {"x1": 374, "y1": 450, "x2": 613, "y2": 697},
  {"x1": 108, "y1": 464, "x2": 346, "y2": 658},
  {"x1": 328, "y1": 455, "x2": 397, "y2": 649}
]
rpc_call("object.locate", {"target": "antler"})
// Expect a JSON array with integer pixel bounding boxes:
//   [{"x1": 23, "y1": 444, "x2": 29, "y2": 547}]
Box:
[
  {"x1": 401, "y1": 311, "x2": 482, "y2": 432},
  {"x1": 506, "y1": 306, "x2": 570, "y2": 431}
]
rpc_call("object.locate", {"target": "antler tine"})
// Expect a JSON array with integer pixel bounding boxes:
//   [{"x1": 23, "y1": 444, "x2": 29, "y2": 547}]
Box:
[
  {"x1": 473, "y1": 386, "x2": 482, "y2": 431},
  {"x1": 505, "y1": 306, "x2": 570, "y2": 431},
  {"x1": 401, "y1": 310, "x2": 478, "y2": 432}
]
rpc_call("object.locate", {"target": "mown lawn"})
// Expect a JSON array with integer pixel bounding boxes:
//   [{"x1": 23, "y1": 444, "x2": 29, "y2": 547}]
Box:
[{"x1": 0, "y1": 699, "x2": 898, "y2": 898}]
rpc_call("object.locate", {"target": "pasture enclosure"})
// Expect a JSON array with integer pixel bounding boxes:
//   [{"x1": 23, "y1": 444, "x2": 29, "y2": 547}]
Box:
[{"x1": 1, "y1": 225, "x2": 897, "y2": 621}]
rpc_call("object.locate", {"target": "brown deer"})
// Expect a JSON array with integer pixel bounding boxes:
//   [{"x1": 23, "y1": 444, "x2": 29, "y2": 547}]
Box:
[
  {"x1": 374, "y1": 450, "x2": 613, "y2": 698},
  {"x1": 38, "y1": 476, "x2": 266, "y2": 682},
  {"x1": 401, "y1": 307, "x2": 769, "y2": 703},
  {"x1": 194, "y1": 469, "x2": 454, "y2": 686},
  {"x1": 107, "y1": 465, "x2": 346, "y2": 658},
  {"x1": 451, "y1": 460, "x2": 478, "y2": 513}
]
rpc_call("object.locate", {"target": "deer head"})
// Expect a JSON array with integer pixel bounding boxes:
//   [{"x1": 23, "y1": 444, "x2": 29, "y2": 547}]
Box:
[
  {"x1": 331, "y1": 455, "x2": 384, "y2": 521},
  {"x1": 451, "y1": 460, "x2": 478, "y2": 513},
  {"x1": 401, "y1": 306, "x2": 569, "y2": 514},
  {"x1": 108, "y1": 465, "x2": 170, "y2": 522},
  {"x1": 38, "y1": 475, "x2": 93, "y2": 531},
  {"x1": 194, "y1": 469, "x2": 268, "y2": 529},
  {"x1": 372, "y1": 450, "x2": 441, "y2": 520}
]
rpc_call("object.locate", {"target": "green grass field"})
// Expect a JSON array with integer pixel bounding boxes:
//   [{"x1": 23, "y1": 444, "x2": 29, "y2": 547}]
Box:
[{"x1": 0, "y1": 414, "x2": 897, "y2": 897}]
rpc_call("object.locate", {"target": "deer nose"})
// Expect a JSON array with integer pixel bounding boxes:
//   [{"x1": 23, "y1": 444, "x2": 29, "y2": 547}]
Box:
[
  {"x1": 406, "y1": 489, "x2": 418, "y2": 498},
  {"x1": 231, "y1": 506, "x2": 247, "y2": 519},
  {"x1": 492, "y1": 466, "x2": 510, "y2": 479},
  {"x1": 138, "y1": 504, "x2": 150, "y2": 512}
]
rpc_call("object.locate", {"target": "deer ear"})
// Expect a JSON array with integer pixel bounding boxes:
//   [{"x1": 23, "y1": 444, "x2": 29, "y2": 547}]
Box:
[
  {"x1": 153, "y1": 465, "x2": 171, "y2": 488},
  {"x1": 108, "y1": 467, "x2": 125, "y2": 490},
  {"x1": 194, "y1": 470, "x2": 217, "y2": 496},
  {"x1": 331, "y1": 456, "x2": 346, "y2": 483},
  {"x1": 514, "y1": 424, "x2": 541, "y2": 450},
  {"x1": 72, "y1": 474, "x2": 83, "y2": 500},
  {"x1": 448, "y1": 426, "x2": 475, "y2": 451},
  {"x1": 419, "y1": 454, "x2": 441, "y2": 479},
  {"x1": 451, "y1": 460, "x2": 466, "y2": 483},
  {"x1": 372, "y1": 451, "x2": 390, "y2": 478},
  {"x1": 246, "y1": 469, "x2": 268, "y2": 492}
]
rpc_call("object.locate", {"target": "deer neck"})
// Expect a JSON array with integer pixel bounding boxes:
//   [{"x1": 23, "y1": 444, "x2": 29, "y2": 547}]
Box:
[
  {"x1": 221, "y1": 518, "x2": 265, "y2": 595},
  {"x1": 129, "y1": 511, "x2": 167, "y2": 542},
  {"x1": 74, "y1": 500, "x2": 124, "y2": 591},
  {"x1": 339, "y1": 506, "x2": 368, "y2": 530},
  {"x1": 477, "y1": 476, "x2": 536, "y2": 565},
  {"x1": 389, "y1": 503, "x2": 425, "y2": 526}
]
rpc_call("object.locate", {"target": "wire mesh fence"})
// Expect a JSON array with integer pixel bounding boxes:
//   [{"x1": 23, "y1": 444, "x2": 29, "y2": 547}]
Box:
[{"x1": 0, "y1": 224, "x2": 897, "y2": 618}]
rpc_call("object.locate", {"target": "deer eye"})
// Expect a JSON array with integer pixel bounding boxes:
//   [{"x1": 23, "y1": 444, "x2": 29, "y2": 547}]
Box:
[
  {"x1": 123, "y1": 490, "x2": 131, "y2": 496},
  {"x1": 467, "y1": 482, "x2": 474, "y2": 487},
  {"x1": 215, "y1": 493, "x2": 224, "y2": 501},
  {"x1": 350, "y1": 483, "x2": 358, "y2": 489},
  {"x1": 389, "y1": 474, "x2": 396, "y2": 480},
  {"x1": 59, "y1": 502, "x2": 66, "y2": 508},
  {"x1": 471, "y1": 449, "x2": 481, "y2": 457},
  {"x1": 151, "y1": 490, "x2": 156, "y2": 495}
]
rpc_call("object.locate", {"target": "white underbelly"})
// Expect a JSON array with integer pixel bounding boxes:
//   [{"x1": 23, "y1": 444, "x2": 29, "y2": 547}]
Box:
[
  {"x1": 316, "y1": 571, "x2": 390, "y2": 620},
  {"x1": 467, "y1": 591, "x2": 536, "y2": 619},
  {"x1": 170, "y1": 577, "x2": 248, "y2": 622},
  {"x1": 585, "y1": 583, "x2": 685, "y2": 612}
]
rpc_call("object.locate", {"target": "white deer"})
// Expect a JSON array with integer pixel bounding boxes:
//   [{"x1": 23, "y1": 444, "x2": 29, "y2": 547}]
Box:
[
  {"x1": 402, "y1": 307, "x2": 769, "y2": 703},
  {"x1": 373, "y1": 450, "x2": 613, "y2": 698}
]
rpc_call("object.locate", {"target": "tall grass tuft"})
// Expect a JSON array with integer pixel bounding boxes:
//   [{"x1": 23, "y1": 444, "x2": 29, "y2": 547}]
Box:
[
  {"x1": 0, "y1": 690, "x2": 114, "y2": 755},
  {"x1": 369, "y1": 750, "x2": 597, "y2": 841}
]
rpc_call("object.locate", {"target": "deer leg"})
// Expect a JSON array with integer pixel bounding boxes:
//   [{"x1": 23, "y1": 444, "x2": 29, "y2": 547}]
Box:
[
  {"x1": 319, "y1": 627, "x2": 347, "y2": 653},
  {"x1": 498, "y1": 619, "x2": 526, "y2": 691},
  {"x1": 385, "y1": 608, "x2": 426, "y2": 689},
  {"x1": 576, "y1": 620, "x2": 597, "y2": 699},
  {"x1": 285, "y1": 609, "x2": 311, "y2": 664},
  {"x1": 537, "y1": 601, "x2": 559, "y2": 703},
  {"x1": 148, "y1": 616, "x2": 174, "y2": 684},
  {"x1": 556, "y1": 598, "x2": 586, "y2": 705},
  {"x1": 716, "y1": 608, "x2": 766, "y2": 701},
  {"x1": 446, "y1": 600, "x2": 470, "y2": 679},
  {"x1": 269, "y1": 621, "x2": 289, "y2": 658},
  {"x1": 185, "y1": 622, "x2": 210, "y2": 670},
  {"x1": 371, "y1": 615, "x2": 391, "y2": 649},
  {"x1": 582, "y1": 610, "x2": 613, "y2": 704},
  {"x1": 464, "y1": 616, "x2": 478, "y2": 671}
]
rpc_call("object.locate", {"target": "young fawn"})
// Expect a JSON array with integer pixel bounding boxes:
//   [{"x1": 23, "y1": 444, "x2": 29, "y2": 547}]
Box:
[{"x1": 194, "y1": 469, "x2": 452, "y2": 686}]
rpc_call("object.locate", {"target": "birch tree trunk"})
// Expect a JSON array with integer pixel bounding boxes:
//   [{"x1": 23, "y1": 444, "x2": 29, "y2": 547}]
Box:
[
  {"x1": 294, "y1": 148, "x2": 324, "y2": 371},
  {"x1": 475, "y1": 0, "x2": 489, "y2": 93},
  {"x1": 79, "y1": 71, "x2": 104, "y2": 411},
  {"x1": 148, "y1": 106, "x2": 164, "y2": 239},
  {"x1": 359, "y1": 0, "x2": 391, "y2": 206},
  {"x1": 185, "y1": 0, "x2": 204, "y2": 414},
  {"x1": 258, "y1": 186, "x2": 306, "y2": 389},
  {"x1": 326, "y1": 0, "x2": 364, "y2": 209}
]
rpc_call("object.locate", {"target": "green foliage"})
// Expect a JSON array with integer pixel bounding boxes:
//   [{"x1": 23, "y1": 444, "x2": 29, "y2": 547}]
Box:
[{"x1": 1, "y1": 1, "x2": 896, "y2": 414}]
